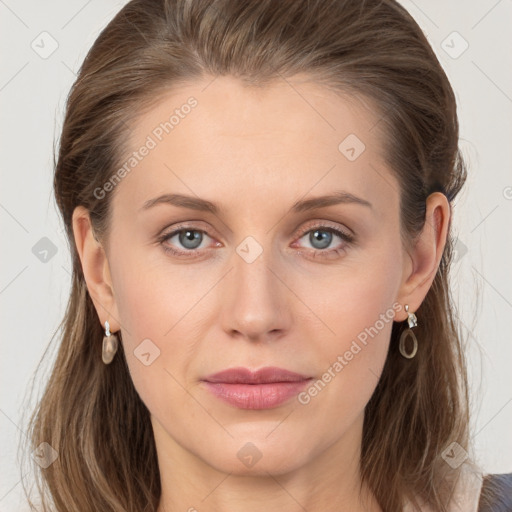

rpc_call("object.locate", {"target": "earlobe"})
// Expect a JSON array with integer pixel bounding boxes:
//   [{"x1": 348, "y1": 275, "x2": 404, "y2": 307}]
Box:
[
  {"x1": 72, "y1": 206, "x2": 120, "y2": 331},
  {"x1": 395, "y1": 192, "x2": 450, "y2": 321}
]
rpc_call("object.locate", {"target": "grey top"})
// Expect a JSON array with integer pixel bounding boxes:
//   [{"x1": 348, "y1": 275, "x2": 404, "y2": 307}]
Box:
[{"x1": 478, "y1": 473, "x2": 512, "y2": 512}]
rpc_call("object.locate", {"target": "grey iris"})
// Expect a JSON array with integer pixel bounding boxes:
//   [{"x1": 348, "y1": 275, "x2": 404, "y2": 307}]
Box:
[
  {"x1": 180, "y1": 230, "x2": 202, "y2": 249},
  {"x1": 310, "y1": 229, "x2": 332, "y2": 249}
]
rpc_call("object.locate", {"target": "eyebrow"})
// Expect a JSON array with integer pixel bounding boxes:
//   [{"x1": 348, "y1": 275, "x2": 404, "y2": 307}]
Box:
[{"x1": 139, "y1": 190, "x2": 373, "y2": 214}]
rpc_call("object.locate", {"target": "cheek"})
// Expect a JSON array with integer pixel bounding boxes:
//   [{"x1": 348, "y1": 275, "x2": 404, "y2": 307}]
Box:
[
  {"x1": 108, "y1": 245, "x2": 212, "y2": 399},
  {"x1": 107, "y1": 246, "x2": 177, "y2": 389},
  {"x1": 109, "y1": 238, "x2": 184, "y2": 340},
  {"x1": 305, "y1": 246, "x2": 401, "y2": 403},
  {"x1": 319, "y1": 247, "x2": 401, "y2": 342},
  {"x1": 298, "y1": 292, "x2": 394, "y2": 433},
  {"x1": 110, "y1": 266, "x2": 163, "y2": 343}
]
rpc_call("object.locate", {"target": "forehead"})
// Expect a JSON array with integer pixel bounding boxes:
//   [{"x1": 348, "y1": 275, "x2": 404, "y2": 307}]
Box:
[{"x1": 112, "y1": 75, "x2": 397, "y2": 218}]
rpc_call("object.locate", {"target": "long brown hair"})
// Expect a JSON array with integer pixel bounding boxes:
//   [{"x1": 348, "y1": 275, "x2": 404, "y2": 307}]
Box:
[{"x1": 21, "y1": 1, "x2": 479, "y2": 510}]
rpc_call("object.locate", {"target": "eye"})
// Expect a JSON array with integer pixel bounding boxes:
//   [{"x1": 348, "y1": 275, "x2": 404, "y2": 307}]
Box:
[
  {"x1": 158, "y1": 226, "x2": 217, "y2": 257},
  {"x1": 157, "y1": 222, "x2": 354, "y2": 260},
  {"x1": 293, "y1": 223, "x2": 354, "y2": 258}
]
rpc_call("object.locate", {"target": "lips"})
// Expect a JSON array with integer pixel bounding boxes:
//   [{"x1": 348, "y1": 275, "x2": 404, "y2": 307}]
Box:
[
  {"x1": 202, "y1": 366, "x2": 311, "y2": 384},
  {"x1": 201, "y1": 367, "x2": 313, "y2": 409}
]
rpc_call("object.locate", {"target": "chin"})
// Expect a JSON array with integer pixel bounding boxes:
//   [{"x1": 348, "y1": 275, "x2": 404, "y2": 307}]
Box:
[{"x1": 200, "y1": 436, "x2": 310, "y2": 477}]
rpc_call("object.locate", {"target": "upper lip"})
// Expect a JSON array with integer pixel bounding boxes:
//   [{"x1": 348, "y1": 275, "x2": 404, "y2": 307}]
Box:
[{"x1": 202, "y1": 366, "x2": 312, "y2": 384}]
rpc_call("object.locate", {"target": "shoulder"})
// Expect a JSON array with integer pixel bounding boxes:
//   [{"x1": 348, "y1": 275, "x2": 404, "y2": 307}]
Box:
[{"x1": 478, "y1": 473, "x2": 512, "y2": 512}]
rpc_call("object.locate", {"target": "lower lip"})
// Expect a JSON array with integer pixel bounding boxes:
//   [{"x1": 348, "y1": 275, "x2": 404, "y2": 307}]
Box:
[{"x1": 201, "y1": 380, "x2": 312, "y2": 410}]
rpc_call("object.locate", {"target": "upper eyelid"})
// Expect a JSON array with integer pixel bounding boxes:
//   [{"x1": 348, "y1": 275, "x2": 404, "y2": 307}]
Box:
[
  {"x1": 160, "y1": 222, "x2": 217, "y2": 242},
  {"x1": 161, "y1": 220, "x2": 350, "y2": 236},
  {"x1": 295, "y1": 221, "x2": 352, "y2": 237}
]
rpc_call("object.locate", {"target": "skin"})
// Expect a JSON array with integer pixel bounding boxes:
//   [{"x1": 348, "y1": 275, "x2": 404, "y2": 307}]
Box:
[{"x1": 73, "y1": 75, "x2": 450, "y2": 512}]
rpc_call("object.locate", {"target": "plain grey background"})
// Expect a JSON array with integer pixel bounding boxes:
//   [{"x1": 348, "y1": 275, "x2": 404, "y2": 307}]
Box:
[{"x1": 1, "y1": 1, "x2": 511, "y2": 509}]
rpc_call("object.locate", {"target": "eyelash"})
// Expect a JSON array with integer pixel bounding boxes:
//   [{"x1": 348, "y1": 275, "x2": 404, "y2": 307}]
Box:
[{"x1": 157, "y1": 222, "x2": 355, "y2": 260}]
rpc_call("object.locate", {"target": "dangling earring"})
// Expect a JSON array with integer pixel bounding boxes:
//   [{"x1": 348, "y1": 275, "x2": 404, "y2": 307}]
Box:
[
  {"x1": 102, "y1": 320, "x2": 118, "y2": 364},
  {"x1": 399, "y1": 304, "x2": 418, "y2": 359}
]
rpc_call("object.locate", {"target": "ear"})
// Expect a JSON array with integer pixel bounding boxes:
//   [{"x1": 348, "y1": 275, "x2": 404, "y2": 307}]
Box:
[
  {"x1": 72, "y1": 206, "x2": 121, "y2": 332},
  {"x1": 395, "y1": 192, "x2": 451, "y2": 322}
]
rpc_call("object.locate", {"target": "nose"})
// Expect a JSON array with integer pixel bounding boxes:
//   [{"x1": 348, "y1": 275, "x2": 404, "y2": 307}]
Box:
[{"x1": 219, "y1": 239, "x2": 292, "y2": 343}]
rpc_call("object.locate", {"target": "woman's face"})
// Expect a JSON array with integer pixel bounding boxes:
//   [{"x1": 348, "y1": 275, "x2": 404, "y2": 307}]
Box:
[{"x1": 88, "y1": 75, "x2": 427, "y2": 476}]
